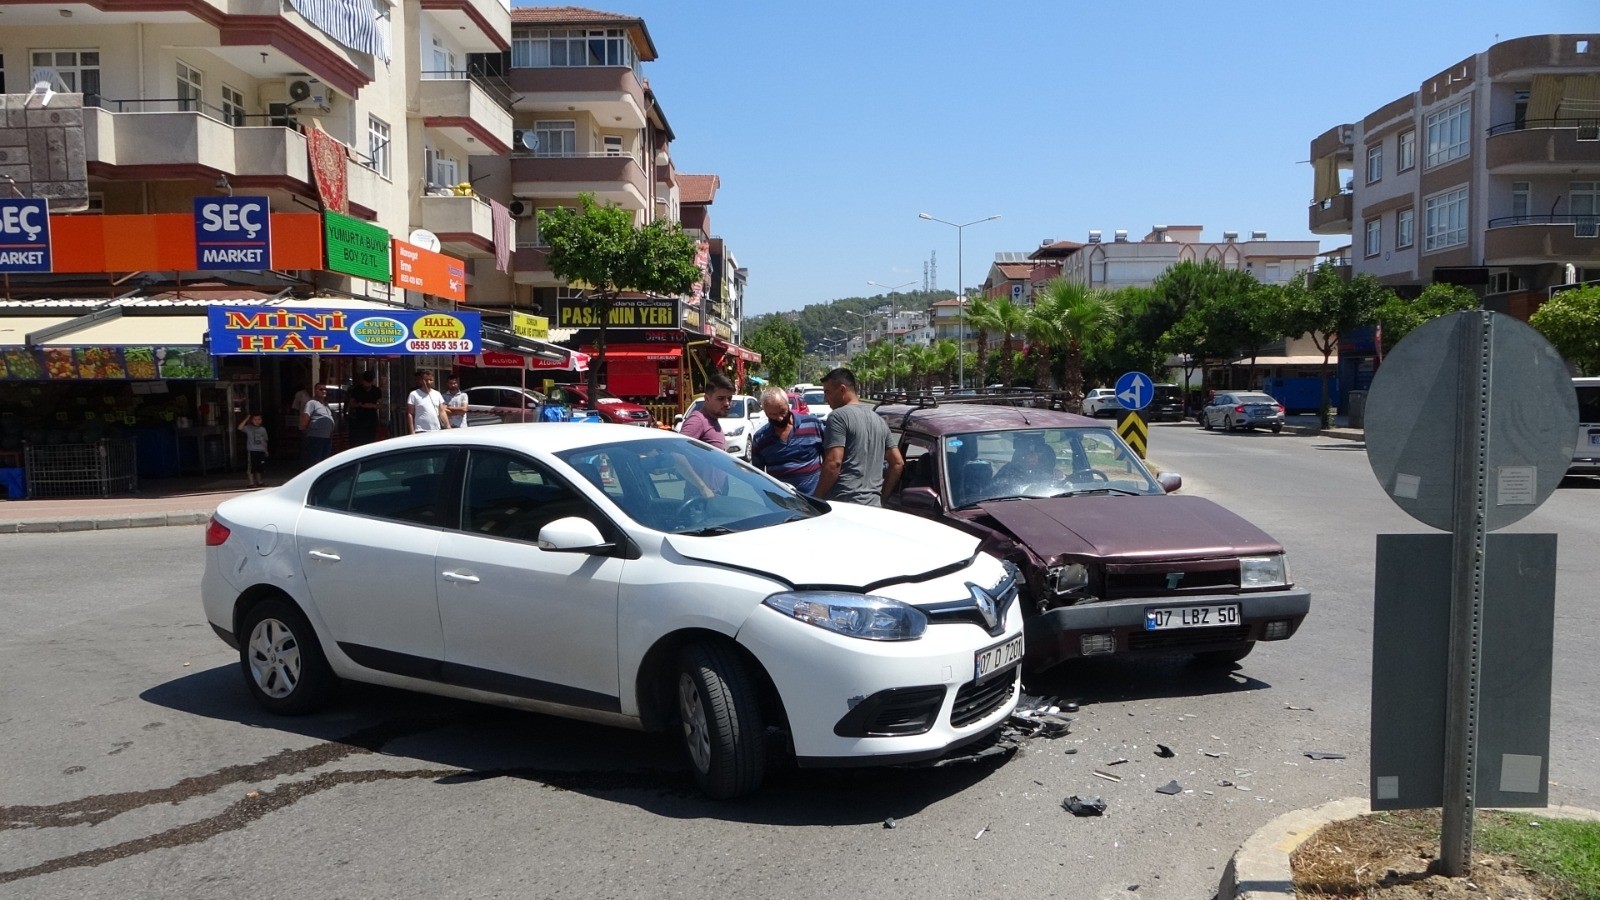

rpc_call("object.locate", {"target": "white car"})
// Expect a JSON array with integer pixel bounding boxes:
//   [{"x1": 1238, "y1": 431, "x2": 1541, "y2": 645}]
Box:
[
  {"x1": 201, "y1": 425, "x2": 1023, "y2": 799},
  {"x1": 1081, "y1": 387, "x2": 1119, "y2": 418},
  {"x1": 673, "y1": 394, "x2": 764, "y2": 458},
  {"x1": 799, "y1": 388, "x2": 832, "y2": 422}
]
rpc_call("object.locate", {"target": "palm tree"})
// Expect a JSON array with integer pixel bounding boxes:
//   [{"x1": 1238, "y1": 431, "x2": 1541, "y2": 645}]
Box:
[
  {"x1": 988, "y1": 297, "x2": 1030, "y2": 388},
  {"x1": 903, "y1": 343, "x2": 938, "y2": 393},
  {"x1": 933, "y1": 339, "x2": 959, "y2": 389},
  {"x1": 963, "y1": 296, "x2": 999, "y2": 389},
  {"x1": 1033, "y1": 278, "x2": 1119, "y2": 405}
]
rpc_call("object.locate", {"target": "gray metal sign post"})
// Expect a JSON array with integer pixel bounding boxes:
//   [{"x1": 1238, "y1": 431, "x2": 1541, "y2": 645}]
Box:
[{"x1": 1364, "y1": 309, "x2": 1577, "y2": 877}]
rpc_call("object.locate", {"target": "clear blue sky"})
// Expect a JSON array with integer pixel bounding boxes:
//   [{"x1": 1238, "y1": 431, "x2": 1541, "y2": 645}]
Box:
[{"x1": 525, "y1": 1, "x2": 1593, "y2": 316}]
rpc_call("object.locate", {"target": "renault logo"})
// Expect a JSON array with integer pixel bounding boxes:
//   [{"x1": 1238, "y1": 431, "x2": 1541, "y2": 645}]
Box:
[{"x1": 968, "y1": 583, "x2": 998, "y2": 630}]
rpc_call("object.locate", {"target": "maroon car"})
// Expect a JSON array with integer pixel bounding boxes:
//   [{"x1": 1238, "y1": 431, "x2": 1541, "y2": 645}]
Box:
[
  {"x1": 545, "y1": 384, "x2": 656, "y2": 426},
  {"x1": 876, "y1": 402, "x2": 1309, "y2": 671}
]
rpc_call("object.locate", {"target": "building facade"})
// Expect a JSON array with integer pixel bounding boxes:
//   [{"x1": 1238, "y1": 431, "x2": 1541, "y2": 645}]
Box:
[{"x1": 1308, "y1": 33, "x2": 1600, "y2": 317}]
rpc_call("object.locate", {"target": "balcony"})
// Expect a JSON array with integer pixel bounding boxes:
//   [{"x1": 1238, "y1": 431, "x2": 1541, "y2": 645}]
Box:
[
  {"x1": 420, "y1": 0, "x2": 511, "y2": 55},
  {"x1": 508, "y1": 66, "x2": 647, "y2": 129},
  {"x1": 511, "y1": 245, "x2": 558, "y2": 286},
  {"x1": 419, "y1": 73, "x2": 515, "y2": 155},
  {"x1": 510, "y1": 154, "x2": 649, "y2": 209},
  {"x1": 420, "y1": 194, "x2": 496, "y2": 258},
  {"x1": 85, "y1": 106, "x2": 308, "y2": 183},
  {"x1": 1308, "y1": 193, "x2": 1353, "y2": 235},
  {"x1": 1485, "y1": 120, "x2": 1600, "y2": 173},
  {"x1": 1484, "y1": 216, "x2": 1600, "y2": 265}
]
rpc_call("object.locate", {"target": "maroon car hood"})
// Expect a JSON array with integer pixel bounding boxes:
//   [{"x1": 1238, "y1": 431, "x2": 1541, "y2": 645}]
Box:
[{"x1": 976, "y1": 494, "x2": 1283, "y2": 561}]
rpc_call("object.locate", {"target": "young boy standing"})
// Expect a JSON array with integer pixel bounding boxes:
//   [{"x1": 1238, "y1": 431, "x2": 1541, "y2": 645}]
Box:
[{"x1": 238, "y1": 412, "x2": 270, "y2": 487}]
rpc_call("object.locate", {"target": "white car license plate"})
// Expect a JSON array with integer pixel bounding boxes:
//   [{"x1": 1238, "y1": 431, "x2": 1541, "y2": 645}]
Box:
[
  {"x1": 975, "y1": 634, "x2": 1024, "y2": 680},
  {"x1": 1144, "y1": 604, "x2": 1240, "y2": 631}
]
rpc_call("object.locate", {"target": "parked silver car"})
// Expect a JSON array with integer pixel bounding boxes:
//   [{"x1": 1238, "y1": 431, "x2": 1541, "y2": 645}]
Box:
[{"x1": 1201, "y1": 391, "x2": 1286, "y2": 433}]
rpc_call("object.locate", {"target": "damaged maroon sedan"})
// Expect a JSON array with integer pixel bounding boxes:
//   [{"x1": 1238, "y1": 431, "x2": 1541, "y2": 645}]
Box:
[{"x1": 876, "y1": 402, "x2": 1309, "y2": 671}]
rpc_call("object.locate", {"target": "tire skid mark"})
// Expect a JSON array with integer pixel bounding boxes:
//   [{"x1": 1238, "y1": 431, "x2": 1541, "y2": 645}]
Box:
[{"x1": 0, "y1": 718, "x2": 448, "y2": 831}]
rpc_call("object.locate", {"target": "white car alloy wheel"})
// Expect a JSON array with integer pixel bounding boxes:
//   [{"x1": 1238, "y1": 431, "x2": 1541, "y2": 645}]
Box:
[{"x1": 247, "y1": 617, "x2": 301, "y2": 699}]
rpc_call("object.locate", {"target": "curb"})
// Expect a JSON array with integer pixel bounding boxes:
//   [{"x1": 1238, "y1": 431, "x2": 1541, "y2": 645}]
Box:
[
  {"x1": 1217, "y1": 798, "x2": 1600, "y2": 899},
  {"x1": 0, "y1": 511, "x2": 213, "y2": 534}
]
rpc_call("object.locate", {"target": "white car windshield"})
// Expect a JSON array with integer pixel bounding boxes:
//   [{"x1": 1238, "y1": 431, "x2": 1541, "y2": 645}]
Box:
[
  {"x1": 944, "y1": 428, "x2": 1163, "y2": 508},
  {"x1": 803, "y1": 391, "x2": 826, "y2": 406},
  {"x1": 557, "y1": 437, "x2": 821, "y2": 535}
]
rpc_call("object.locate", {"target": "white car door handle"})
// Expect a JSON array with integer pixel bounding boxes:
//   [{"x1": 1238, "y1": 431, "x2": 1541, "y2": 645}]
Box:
[
  {"x1": 307, "y1": 550, "x2": 341, "y2": 562},
  {"x1": 441, "y1": 570, "x2": 480, "y2": 584}
]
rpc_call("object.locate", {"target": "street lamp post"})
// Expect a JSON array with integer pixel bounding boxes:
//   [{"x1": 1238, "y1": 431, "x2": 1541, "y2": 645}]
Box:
[{"x1": 919, "y1": 212, "x2": 1000, "y2": 389}]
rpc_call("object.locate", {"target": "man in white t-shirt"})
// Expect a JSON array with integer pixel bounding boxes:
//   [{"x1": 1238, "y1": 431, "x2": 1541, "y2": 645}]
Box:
[{"x1": 407, "y1": 371, "x2": 451, "y2": 433}]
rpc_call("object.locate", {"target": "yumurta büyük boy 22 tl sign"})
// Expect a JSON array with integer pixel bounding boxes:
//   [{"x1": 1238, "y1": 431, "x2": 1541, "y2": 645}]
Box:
[{"x1": 207, "y1": 307, "x2": 481, "y2": 354}]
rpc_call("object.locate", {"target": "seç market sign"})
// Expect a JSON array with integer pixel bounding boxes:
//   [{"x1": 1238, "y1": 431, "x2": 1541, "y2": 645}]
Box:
[{"x1": 207, "y1": 306, "x2": 481, "y2": 354}]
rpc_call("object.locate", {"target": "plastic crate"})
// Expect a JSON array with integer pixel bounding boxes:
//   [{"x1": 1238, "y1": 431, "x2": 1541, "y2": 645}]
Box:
[{"x1": 23, "y1": 439, "x2": 140, "y2": 498}]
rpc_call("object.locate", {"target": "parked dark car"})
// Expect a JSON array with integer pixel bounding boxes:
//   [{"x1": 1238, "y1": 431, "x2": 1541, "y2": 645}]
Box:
[
  {"x1": 546, "y1": 384, "x2": 657, "y2": 426},
  {"x1": 876, "y1": 402, "x2": 1310, "y2": 671},
  {"x1": 1201, "y1": 391, "x2": 1286, "y2": 433},
  {"x1": 1147, "y1": 383, "x2": 1186, "y2": 422}
]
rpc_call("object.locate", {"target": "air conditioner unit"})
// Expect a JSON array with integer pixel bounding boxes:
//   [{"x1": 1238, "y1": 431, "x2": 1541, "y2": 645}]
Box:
[
  {"x1": 513, "y1": 129, "x2": 540, "y2": 153},
  {"x1": 287, "y1": 78, "x2": 332, "y2": 113},
  {"x1": 508, "y1": 199, "x2": 534, "y2": 218}
]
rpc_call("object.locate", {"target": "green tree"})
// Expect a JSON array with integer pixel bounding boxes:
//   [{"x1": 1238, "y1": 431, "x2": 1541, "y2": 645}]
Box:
[
  {"x1": 538, "y1": 193, "x2": 700, "y2": 400},
  {"x1": 1281, "y1": 265, "x2": 1393, "y2": 425},
  {"x1": 903, "y1": 343, "x2": 938, "y2": 392},
  {"x1": 1030, "y1": 279, "x2": 1120, "y2": 403},
  {"x1": 987, "y1": 296, "x2": 1030, "y2": 388},
  {"x1": 1375, "y1": 282, "x2": 1479, "y2": 353},
  {"x1": 933, "y1": 339, "x2": 960, "y2": 389},
  {"x1": 1530, "y1": 285, "x2": 1600, "y2": 375},
  {"x1": 745, "y1": 317, "x2": 805, "y2": 387},
  {"x1": 963, "y1": 296, "x2": 999, "y2": 390}
]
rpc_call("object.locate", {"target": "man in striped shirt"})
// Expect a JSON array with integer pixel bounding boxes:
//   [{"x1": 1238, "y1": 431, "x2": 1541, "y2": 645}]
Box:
[{"x1": 750, "y1": 386, "x2": 824, "y2": 495}]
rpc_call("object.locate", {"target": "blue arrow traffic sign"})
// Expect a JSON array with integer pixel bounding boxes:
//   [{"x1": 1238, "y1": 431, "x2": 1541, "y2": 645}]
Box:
[{"x1": 1115, "y1": 371, "x2": 1153, "y2": 410}]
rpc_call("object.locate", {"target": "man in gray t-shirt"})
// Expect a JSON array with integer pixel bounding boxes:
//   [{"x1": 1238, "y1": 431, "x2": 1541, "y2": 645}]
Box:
[
  {"x1": 815, "y1": 368, "x2": 903, "y2": 506},
  {"x1": 299, "y1": 384, "x2": 337, "y2": 468}
]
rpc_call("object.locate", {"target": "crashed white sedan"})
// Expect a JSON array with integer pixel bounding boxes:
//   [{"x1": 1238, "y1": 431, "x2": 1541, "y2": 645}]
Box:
[{"x1": 202, "y1": 424, "x2": 1023, "y2": 798}]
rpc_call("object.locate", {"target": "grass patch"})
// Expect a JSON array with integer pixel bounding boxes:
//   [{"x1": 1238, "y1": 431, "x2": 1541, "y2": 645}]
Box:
[{"x1": 1477, "y1": 810, "x2": 1600, "y2": 898}]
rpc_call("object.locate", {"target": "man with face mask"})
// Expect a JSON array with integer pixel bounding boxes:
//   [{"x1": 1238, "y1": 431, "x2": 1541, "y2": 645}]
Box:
[{"x1": 750, "y1": 386, "x2": 825, "y2": 494}]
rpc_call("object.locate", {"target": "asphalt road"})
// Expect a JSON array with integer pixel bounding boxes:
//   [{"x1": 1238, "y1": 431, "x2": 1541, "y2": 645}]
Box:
[{"x1": 2, "y1": 425, "x2": 1595, "y2": 900}]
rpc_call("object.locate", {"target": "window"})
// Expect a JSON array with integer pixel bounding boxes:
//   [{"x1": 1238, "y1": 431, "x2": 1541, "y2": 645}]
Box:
[
  {"x1": 337, "y1": 450, "x2": 455, "y2": 525},
  {"x1": 511, "y1": 28, "x2": 637, "y2": 69},
  {"x1": 429, "y1": 37, "x2": 456, "y2": 78},
  {"x1": 1425, "y1": 99, "x2": 1470, "y2": 168},
  {"x1": 1398, "y1": 130, "x2": 1415, "y2": 171},
  {"x1": 1513, "y1": 91, "x2": 1529, "y2": 131},
  {"x1": 461, "y1": 450, "x2": 589, "y2": 542},
  {"x1": 1489, "y1": 271, "x2": 1526, "y2": 294},
  {"x1": 32, "y1": 50, "x2": 101, "y2": 103},
  {"x1": 1511, "y1": 182, "x2": 1530, "y2": 220},
  {"x1": 531, "y1": 204, "x2": 577, "y2": 246},
  {"x1": 221, "y1": 83, "x2": 245, "y2": 127},
  {"x1": 1366, "y1": 144, "x2": 1383, "y2": 184},
  {"x1": 533, "y1": 120, "x2": 575, "y2": 157},
  {"x1": 1424, "y1": 188, "x2": 1468, "y2": 251},
  {"x1": 1572, "y1": 181, "x2": 1599, "y2": 223},
  {"x1": 176, "y1": 60, "x2": 202, "y2": 112},
  {"x1": 367, "y1": 115, "x2": 391, "y2": 178},
  {"x1": 1397, "y1": 208, "x2": 1415, "y2": 249},
  {"x1": 1365, "y1": 217, "x2": 1382, "y2": 257},
  {"x1": 0, "y1": 55, "x2": 5, "y2": 94},
  {"x1": 433, "y1": 155, "x2": 458, "y2": 188}
]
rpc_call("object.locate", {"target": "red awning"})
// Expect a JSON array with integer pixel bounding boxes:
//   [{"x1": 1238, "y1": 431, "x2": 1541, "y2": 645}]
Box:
[
  {"x1": 583, "y1": 345, "x2": 682, "y2": 363},
  {"x1": 710, "y1": 338, "x2": 761, "y2": 363}
]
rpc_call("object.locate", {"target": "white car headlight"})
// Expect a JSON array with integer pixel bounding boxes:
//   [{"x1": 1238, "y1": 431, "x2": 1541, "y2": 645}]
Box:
[
  {"x1": 726, "y1": 424, "x2": 746, "y2": 438},
  {"x1": 1240, "y1": 554, "x2": 1289, "y2": 588},
  {"x1": 763, "y1": 591, "x2": 927, "y2": 641}
]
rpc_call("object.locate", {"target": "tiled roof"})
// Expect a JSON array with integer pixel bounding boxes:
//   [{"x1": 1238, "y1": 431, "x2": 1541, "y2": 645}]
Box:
[
  {"x1": 995, "y1": 262, "x2": 1032, "y2": 278},
  {"x1": 509, "y1": 7, "x2": 658, "y2": 60},
  {"x1": 678, "y1": 174, "x2": 720, "y2": 204}
]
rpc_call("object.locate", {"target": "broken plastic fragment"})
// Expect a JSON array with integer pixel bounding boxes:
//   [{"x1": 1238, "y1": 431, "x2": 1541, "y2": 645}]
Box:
[
  {"x1": 883, "y1": 817, "x2": 897, "y2": 829},
  {"x1": 1285, "y1": 704, "x2": 1312, "y2": 711},
  {"x1": 1062, "y1": 795, "x2": 1107, "y2": 816},
  {"x1": 1155, "y1": 744, "x2": 1175, "y2": 758},
  {"x1": 1107, "y1": 757, "x2": 1129, "y2": 765},
  {"x1": 1156, "y1": 780, "x2": 1183, "y2": 795},
  {"x1": 1092, "y1": 770, "x2": 1123, "y2": 783},
  {"x1": 1304, "y1": 751, "x2": 1346, "y2": 760}
]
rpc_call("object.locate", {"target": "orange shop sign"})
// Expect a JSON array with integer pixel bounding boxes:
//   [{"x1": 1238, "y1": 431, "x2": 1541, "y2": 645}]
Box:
[
  {"x1": 46, "y1": 213, "x2": 322, "y2": 272},
  {"x1": 392, "y1": 239, "x2": 466, "y2": 302}
]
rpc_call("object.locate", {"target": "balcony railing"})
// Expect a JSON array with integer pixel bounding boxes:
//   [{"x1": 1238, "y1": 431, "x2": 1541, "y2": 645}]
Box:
[
  {"x1": 1486, "y1": 117, "x2": 1600, "y2": 137},
  {"x1": 419, "y1": 67, "x2": 514, "y2": 111},
  {"x1": 1487, "y1": 214, "x2": 1599, "y2": 228}
]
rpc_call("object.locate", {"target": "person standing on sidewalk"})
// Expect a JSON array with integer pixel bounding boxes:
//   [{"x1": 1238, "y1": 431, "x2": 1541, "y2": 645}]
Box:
[
  {"x1": 815, "y1": 367, "x2": 902, "y2": 506},
  {"x1": 347, "y1": 370, "x2": 382, "y2": 445},
  {"x1": 407, "y1": 372, "x2": 450, "y2": 433},
  {"x1": 237, "y1": 411, "x2": 269, "y2": 487},
  {"x1": 442, "y1": 376, "x2": 469, "y2": 429},
  {"x1": 299, "y1": 385, "x2": 337, "y2": 468}
]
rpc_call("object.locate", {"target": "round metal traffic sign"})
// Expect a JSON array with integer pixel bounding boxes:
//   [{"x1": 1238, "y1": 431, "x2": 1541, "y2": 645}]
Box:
[
  {"x1": 1365, "y1": 310, "x2": 1577, "y2": 531},
  {"x1": 1114, "y1": 371, "x2": 1153, "y2": 411}
]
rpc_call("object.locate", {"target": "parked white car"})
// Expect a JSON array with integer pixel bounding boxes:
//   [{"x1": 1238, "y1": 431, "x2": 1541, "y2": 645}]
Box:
[
  {"x1": 1080, "y1": 387, "x2": 1119, "y2": 417},
  {"x1": 799, "y1": 388, "x2": 831, "y2": 421},
  {"x1": 673, "y1": 394, "x2": 764, "y2": 458},
  {"x1": 201, "y1": 425, "x2": 1023, "y2": 798}
]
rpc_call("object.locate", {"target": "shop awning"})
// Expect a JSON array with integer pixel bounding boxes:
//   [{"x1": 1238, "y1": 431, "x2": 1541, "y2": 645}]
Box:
[
  {"x1": 480, "y1": 322, "x2": 578, "y2": 365},
  {"x1": 457, "y1": 348, "x2": 590, "y2": 372},
  {"x1": 40, "y1": 313, "x2": 210, "y2": 348},
  {"x1": 583, "y1": 345, "x2": 682, "y2": 362},
  {"x1": 0, "y1": 317, "x2": 73, "y2": 347},
  {"x1": 711, "y1": 338, "x2": 761, "y2": 363}
]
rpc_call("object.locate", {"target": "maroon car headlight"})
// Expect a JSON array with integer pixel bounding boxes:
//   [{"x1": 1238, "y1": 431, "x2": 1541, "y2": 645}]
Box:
[
  {"x1": 1240, "y1": 554, "x2": 1289, "y2": 589},
  {"x1": 1045, "y1": 563, "x2": 1089, "y2": 596}
]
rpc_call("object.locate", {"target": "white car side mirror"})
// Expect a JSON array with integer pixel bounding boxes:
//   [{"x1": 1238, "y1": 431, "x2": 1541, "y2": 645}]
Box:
[{"x1": 537, "y1": 517, "x2": 612, "y2": 552}]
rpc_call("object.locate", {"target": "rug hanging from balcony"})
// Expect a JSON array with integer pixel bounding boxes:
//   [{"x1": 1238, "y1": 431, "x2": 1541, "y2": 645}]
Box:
[
  {"x1": 307, "y1": 126, "x2": 349, "y2": 215},
  {"x1": 490, "y1": 199, "x2": 512, "y2": 274}
]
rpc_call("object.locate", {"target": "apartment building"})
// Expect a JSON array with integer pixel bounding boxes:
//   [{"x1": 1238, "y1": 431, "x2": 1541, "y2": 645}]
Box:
[
  {"x1": 1058, "y1": 226, "x2": 1318, "y2": 291},
  {"x1": 1307, "y1": 33, "x2": 1600, "y2": 317}
]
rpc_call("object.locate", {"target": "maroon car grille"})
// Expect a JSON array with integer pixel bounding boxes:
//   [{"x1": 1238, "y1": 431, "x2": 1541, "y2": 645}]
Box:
[
  {"x1": 1127, "y1": 624, "x2": 1251, "y2": 652},
  {"x1": 1102, "y1": 559, "x2": 1239, "y2": 600}
]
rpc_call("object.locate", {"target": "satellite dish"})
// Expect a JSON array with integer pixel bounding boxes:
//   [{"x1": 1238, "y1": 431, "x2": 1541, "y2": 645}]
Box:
[{"x1": 408, "y1": 229, "x2": 441, "y2": 253}]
